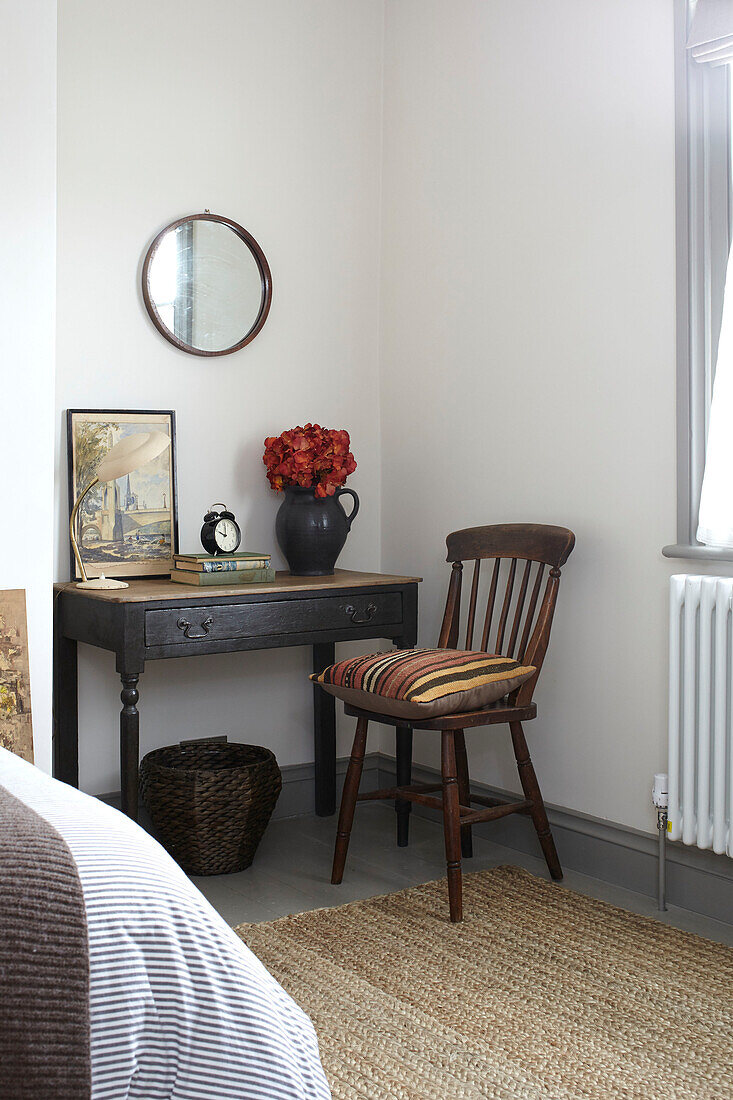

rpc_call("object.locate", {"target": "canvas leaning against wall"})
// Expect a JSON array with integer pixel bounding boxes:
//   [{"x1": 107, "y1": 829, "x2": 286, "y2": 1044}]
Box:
[
  {"x1": 0, "y1": 589, "x2": 33, "y2": 763},
  {"x1": 67, "y1": 409, "x2": 179, "y2": 580}
]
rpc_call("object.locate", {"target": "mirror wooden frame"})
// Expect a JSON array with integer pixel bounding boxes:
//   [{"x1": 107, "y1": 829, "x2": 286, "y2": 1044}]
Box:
[{"x1": 141, "y1": 212, "x2": 273, "y2": 357}]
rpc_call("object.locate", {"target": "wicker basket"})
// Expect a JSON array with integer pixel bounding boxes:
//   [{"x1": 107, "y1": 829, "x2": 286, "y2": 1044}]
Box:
[{"x1": 139, "y1": 739, "x2": 282, "y2": 876}]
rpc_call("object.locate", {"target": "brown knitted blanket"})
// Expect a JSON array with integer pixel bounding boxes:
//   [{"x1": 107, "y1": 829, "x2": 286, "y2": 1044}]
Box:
[{"x1": 0, "y1": 783, "x2": 91, "y2": 1099}]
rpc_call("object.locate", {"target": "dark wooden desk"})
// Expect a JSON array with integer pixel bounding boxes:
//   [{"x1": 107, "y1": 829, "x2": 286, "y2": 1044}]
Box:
[{"x1": 53, "y1": 570, "x2": 419, "y2": 822}]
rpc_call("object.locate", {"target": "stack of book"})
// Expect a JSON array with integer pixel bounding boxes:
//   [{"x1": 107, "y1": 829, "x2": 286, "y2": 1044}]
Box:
[{"x1": 170, "y1": 552, "x2": 275, "y2": 586}]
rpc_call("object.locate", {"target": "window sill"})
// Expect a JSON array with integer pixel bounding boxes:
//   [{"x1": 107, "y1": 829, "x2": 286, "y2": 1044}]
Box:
[{"x1": 663, "y1": 543, "x2": 733, "y2": 562}]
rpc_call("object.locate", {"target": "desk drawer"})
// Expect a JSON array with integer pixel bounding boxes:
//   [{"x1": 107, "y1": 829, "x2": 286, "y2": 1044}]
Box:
[{"x1": 145, "y1": 592, "x2": 403, "y2": 647}]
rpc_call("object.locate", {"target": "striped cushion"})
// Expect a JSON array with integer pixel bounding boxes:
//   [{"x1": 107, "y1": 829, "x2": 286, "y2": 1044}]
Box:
[{"x1": 311, "y1": 648, "x2": 535, "y2": 719}]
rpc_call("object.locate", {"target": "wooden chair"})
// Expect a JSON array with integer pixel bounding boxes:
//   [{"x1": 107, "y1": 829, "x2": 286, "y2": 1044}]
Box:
[{"x1": 331, "y1": 523, "x2": 575, "y2": 921}]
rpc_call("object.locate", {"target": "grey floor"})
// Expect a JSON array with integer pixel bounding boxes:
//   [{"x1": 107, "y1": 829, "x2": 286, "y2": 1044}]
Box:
[{"x1": 191, "y1": 803, "x2": 733, "y2": 946}]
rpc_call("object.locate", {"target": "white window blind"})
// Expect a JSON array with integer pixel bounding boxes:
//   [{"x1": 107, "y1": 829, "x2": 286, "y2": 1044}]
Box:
[
  {"x1": 689, "y1": 0, "x2": 733, "y2": 66},
  {"x1": 692, "y1": 1, "x2": 733, "y2": 546}
]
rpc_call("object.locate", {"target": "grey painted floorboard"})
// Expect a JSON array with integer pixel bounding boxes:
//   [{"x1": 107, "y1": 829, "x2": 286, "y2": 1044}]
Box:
[{"x1": 191, "y1": 804, "x2": 733, "y2": 947}]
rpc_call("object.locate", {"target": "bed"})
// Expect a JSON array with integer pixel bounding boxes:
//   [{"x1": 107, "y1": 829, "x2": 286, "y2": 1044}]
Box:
[{"x1": 0, "y1": 747, "x2": 331, "y2": 1100}]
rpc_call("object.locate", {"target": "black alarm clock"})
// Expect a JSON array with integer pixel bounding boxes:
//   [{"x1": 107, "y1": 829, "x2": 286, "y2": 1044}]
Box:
[{"x1": 200, "y1": 504, "x2": 242, "y2": 555}]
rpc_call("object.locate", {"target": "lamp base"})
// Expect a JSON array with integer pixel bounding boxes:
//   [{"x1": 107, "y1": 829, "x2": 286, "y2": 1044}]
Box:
[{"x1": 75, "y1": 574, "x2": 129, "y2": 590}]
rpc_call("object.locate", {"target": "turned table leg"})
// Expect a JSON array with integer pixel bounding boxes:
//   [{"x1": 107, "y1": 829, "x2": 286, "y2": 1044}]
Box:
[
  {"x1": 120, "y1": 673, "x2": 140, "y2": 821},
  {"x1": 53, "y1": 596, "x2": 78, "y2": 787}
]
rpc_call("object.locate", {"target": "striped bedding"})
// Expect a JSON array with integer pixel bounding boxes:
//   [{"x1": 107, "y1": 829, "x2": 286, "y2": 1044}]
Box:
[{"x1": 0, "y1": 748, "x2": 331, "y2": 1100}]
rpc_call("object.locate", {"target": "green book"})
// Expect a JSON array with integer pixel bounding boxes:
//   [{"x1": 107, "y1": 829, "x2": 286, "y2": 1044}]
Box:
[{"x1": 170, "y1": 567, "x2": 276, "y2": 586}]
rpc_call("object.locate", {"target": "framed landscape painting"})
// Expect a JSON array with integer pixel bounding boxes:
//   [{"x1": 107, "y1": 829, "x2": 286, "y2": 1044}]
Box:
[
  {"x1": 67, "y1": 409, "x2": 178, "y2": 580},
  {"x1": 0, "y1": 589, "x2": 33, "y2": 763}
]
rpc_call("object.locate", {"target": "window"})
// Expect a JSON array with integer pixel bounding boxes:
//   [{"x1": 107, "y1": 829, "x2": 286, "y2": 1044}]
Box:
[
  {"x1": 146, "y1": 222, "x2": 194, "y2": 346},
  {"x1": 665, "y1": 0, "x2": 733, "y2": 558},
  {"x1": 148, "y1": 225, "x2": 178, "y2": 336}
]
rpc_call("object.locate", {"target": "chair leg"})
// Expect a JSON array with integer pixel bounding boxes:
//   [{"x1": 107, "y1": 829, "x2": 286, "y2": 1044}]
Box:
[
  {"x1": 509, "y1": 721, "x2": 562, "y2": 880},
  {"x1": 395, "y1": 724, "x2": 412, "y2": 847},
  {"x1": 454, "y1": 729, "x2": 473, "y2": 858},
  {"x1": 331, "y1": 717, "x2": 368, "y2": 885},
  {"x1": 441, "y1": 729, "x2": 463, "y2": 922}
]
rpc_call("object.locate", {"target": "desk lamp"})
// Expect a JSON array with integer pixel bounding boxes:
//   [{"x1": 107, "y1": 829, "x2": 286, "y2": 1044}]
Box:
[{"x1": 70, "y1": 431, "x2": 171, "y2": 590}]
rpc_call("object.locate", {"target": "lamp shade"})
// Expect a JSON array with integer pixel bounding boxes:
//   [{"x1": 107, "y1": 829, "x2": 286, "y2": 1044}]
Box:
[{"x1": 95, "y1": 430, "x2": 171, "y2": 483}]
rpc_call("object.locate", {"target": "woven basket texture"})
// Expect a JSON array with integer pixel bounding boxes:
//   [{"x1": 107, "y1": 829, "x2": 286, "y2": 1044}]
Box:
[
  {"x1": 237, "y1": 865, "x2": 733, "y2": 1100},
  {"x1": 140, "y1": 741, "x2": 281, "y2": 876}
]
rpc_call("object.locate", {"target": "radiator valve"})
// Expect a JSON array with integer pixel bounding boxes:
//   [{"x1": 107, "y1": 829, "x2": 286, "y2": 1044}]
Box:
[{"x1": 652, "y1": 773, "x2": 668, "y2": 809}]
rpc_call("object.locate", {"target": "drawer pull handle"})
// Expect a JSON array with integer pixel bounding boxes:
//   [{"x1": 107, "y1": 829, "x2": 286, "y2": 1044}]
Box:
[
  {"x1": 176, "y1": 615, "x2": 213, "y2": 639},
  {"x1": 345, "y1": 603, "x2": 377, "y2": 624}
]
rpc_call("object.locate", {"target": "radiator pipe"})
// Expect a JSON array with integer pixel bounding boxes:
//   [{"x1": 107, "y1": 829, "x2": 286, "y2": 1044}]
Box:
[
  {"x1": 657, "y1": 808, "x2": 668, "y2": 912},
  {"x1": 652, "y1": 772, "x2": 669, "y2": 912}
]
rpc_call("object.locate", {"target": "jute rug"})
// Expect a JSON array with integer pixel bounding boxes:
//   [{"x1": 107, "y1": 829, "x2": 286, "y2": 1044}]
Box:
[{"x1": 236, "y1": 865, "x2": 733, "y2": 1100}]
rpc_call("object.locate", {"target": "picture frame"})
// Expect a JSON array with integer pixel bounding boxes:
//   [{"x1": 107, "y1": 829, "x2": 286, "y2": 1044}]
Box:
[
  {"x1": 0, "y1": 589, "x2": 34, "y2": 763},
  {"x1": 67, "y1": 409, "x2": 179, "y2": 581}
]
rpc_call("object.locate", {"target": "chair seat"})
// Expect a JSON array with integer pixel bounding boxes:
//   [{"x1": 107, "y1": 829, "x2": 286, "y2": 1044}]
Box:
[
  {"x1": 313, "y1": 648, "x2": 536, "y2": 722},
  {"x1": 343, "y1": 698, "x2": 537, "y2": 729}
]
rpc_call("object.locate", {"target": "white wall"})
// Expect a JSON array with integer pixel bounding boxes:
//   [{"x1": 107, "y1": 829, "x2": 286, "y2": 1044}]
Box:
[
  {"x1": 379, "y1": 0, "x2": 684, "y2": 832},
  {"x1": 55, "y1": 0, "x2": 703, "y2": 837},
  {"x1": 56, "y1": 0, "x2": 385, "y2": 793},
  {"x1": 0, "y1": 1, "x2": 57, "y2": 773}
]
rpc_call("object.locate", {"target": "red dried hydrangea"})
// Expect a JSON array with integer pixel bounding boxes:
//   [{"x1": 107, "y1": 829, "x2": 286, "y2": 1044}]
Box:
[{"x1": 263, "y1": 424, "x2": 357, "y2": 498}]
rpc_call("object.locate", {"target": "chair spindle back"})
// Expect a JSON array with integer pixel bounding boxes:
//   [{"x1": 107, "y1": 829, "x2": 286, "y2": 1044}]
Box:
[{"x1": 437, "y1": 524, "x2": 575, "y2": 706}]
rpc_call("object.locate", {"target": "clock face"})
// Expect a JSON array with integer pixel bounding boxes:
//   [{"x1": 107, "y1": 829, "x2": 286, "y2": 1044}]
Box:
[{"x1": 214, "y1": 518, "x2": 239, "y2": 552}]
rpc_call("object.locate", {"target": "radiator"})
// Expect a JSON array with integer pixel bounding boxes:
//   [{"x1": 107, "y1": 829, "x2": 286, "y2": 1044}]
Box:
[{"x1": 668, "y1": 574, "x2": 733, "y2": 856}]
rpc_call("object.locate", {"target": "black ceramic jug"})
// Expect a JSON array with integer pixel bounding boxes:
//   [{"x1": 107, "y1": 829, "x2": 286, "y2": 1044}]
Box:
[{"x1": 275, "y1": 485, "x2": 360, "y2": 576}]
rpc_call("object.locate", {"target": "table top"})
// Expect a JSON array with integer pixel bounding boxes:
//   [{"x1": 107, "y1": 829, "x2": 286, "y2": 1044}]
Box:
[{"x1": 54, "y1": 568, "x2": 422, "y2": 604}]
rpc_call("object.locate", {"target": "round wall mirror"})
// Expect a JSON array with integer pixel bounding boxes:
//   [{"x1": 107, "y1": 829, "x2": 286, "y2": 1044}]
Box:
[{"x1": 142, "y1": 213, "x2": 272, "y2": 356}]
